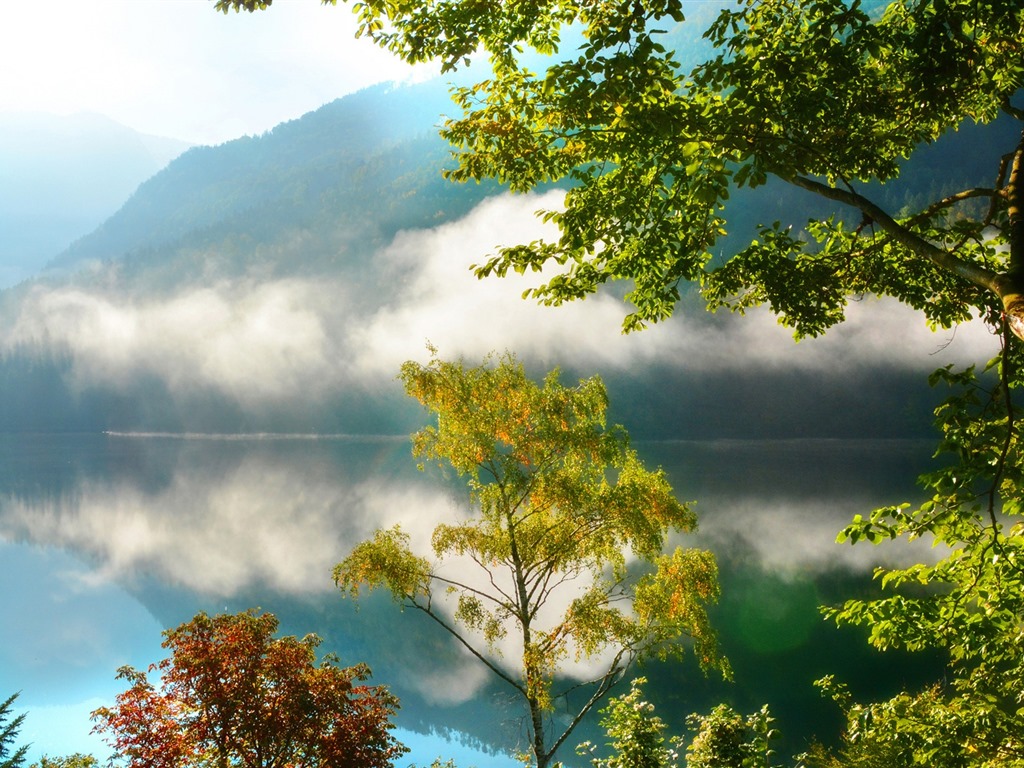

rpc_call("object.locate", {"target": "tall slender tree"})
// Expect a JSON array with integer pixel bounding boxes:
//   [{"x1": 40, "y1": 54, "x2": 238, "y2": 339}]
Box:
[
  {"x1": 335, "y1": 351, "x2": 726, "y2": 768},
  {"x1": 0, "y1": 693, "x2": 27, "y2": 768}
]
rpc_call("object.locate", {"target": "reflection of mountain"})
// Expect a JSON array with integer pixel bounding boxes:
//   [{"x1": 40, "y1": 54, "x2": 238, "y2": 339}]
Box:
[
  {"x1": 0, "y1": 112, "x2": 190, "y2": 287},
  {"x1": 0, "y1": 81, "x2": 1005, "y2": 438}
]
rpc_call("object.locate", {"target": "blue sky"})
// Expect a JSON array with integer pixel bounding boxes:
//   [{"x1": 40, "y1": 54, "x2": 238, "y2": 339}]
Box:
[{"x1": 0, "y1": 0, "x2": 431, "y2": 145}]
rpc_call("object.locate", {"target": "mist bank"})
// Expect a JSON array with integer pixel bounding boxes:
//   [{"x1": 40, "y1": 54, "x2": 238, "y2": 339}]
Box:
[
  {"x1": 0, "y1": 189, "x2": 996, "y2": 438},
  {"x1": 1, "y1": 78, "x2": 1005, "y2": 437}
]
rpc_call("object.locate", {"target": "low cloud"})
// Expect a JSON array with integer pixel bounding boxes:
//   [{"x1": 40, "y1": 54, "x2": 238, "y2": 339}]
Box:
[
  {"x1": 7, "y1": 279, "x2": 347, "y2": 405},
  {"x1": 356, "y1": 190, "x2": 997, "y2": 382},
  {"x1": 1, "y1": 192, "x2": 997, "y2": 418}
]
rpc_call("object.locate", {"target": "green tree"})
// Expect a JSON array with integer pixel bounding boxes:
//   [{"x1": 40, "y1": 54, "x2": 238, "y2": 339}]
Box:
[
  {"x1": 577, "y1": 678, "x2": 677, "y2": 768},
  {"x1": 0, "y1": 694, "x2": 26, "y2": 768},
  {"x1": 214, "y1": 0, "x2": 1023, "y2": 338},
  {"x1": 685, "y1": 704, "x2": 778, "y2": 768},
  {"x1": 579, "y1": 679, "x2": 778, "y2": 768},
  {"x1": 29, "y1": 755, "x2": 97, "y2": 768},
  {"x1": 334, "y1": 351, "x2": 727, "y2": 768},
  {"x1": 811, "y1": 354, "x2": 1024, "y2": 767},
  {"x1": 92, "y1": 610, "x2": 406, "y2": 768}
]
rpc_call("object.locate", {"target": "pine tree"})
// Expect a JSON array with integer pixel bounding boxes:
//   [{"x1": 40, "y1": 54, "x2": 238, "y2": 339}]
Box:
[{"x1": 0, "y1": 693, "x2": 28, "y2": 768}]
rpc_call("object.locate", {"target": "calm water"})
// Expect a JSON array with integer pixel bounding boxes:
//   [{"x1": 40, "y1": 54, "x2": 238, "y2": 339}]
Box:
[{"x1": 0, "y1": 432, "x2": 942, "y2": 762}]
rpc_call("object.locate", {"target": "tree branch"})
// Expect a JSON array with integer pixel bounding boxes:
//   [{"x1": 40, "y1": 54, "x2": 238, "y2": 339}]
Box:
[
  {"x1": 785, "y1": 173, "x2": 1003, "y2": 294},
  {"x1": 409, "y1": 598, "x2": 527, "y2": 697},
  {"x1": 905, "y1": 187, "x2": 1004, "y2": 227},
  {"x1": 545, "y1": 651, "x2": 629, "y2": 763}
]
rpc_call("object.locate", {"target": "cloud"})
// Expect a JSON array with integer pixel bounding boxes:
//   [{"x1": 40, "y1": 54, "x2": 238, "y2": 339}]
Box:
[
  {"x1": 352, "y1": 190, "x2": 997, "y2": 377},
  {"x1": 7, "y1": 279, "x2": 347, "y2": 405},
  {"x1": 0, "y1": 192, "x2": 998, "y2": 423}
]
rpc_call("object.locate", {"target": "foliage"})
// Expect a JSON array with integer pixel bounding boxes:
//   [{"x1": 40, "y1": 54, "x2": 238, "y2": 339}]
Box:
[
  {"x1": 91, "y1": 610, "x2": 406, "y2": 768},
  {"x1": 335, "y1": 351, "x2": 727, "y2": 768},
  {"x1": 685, "y1": 703, "x2": 778, "y2": 768},
  {"x1": 29, "y1": 755, "x2": 97, "y2": 768},
  {"x1": 814, "y1": 342, "x2": 1024, "y2": 767},
  {"x1": 577, "y1": 678, "x2": 677, "y2": 768},
  {"x1": 214, "y1": 0, "x2": 1023, "y2": 338},
  {"x1": 578, "y1": 679, "x2": 778, "y2": 768},
  {"x1": 0, "y1": 693, "x2": 27, "y2": 768}
]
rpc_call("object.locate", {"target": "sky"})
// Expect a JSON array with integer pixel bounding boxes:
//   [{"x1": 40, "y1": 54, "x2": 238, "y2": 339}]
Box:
[{"x1": 0, "y1": 0, "x2": 430, "y2": 146}]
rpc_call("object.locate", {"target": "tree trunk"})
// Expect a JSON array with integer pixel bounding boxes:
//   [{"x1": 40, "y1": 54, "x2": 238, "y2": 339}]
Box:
[{"x1": 999, "y1": 126, "x2": 1024, "y2": 339}]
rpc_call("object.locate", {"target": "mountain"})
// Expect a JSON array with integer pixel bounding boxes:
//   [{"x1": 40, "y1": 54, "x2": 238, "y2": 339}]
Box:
[
  {"x1": 0, "y1": 112, "x2": 191, "y2": 287},
  {"x1": 47, "y1": 80, "x2": 494, "y2": 289}
]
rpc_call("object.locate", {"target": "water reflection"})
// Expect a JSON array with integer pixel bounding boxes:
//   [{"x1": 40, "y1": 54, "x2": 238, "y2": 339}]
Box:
[{"x1": 0, "y1": 433, "x2": 940, "y2": 762}]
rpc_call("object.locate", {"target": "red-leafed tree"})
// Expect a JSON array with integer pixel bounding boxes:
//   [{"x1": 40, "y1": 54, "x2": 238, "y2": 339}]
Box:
[{"x1": 91, "y1": 610, "x2": 407, "y2": 768}]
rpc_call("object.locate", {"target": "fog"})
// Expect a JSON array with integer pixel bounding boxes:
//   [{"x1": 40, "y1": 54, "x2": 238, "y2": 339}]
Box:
[{"x1": 2, "y1": 192, "x2": 997, "y2": 426}]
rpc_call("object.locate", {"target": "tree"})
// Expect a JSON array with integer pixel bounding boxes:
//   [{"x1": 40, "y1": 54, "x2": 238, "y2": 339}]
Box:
[
  {"x1": 0, "y1": 693, "x2": 27, "y2": 768},
  {"x1": 213, "y1": 0, "x2": 1023, "y2": 339},
  {"x1": 91, "y1": 610, "x2": 406, "y2": 768},
  {"x1": 576, "y1": 678, "x2": 677, "y2": 768},
  {"x1": 811, "y1": 355, "x2": 1024, "y2": 766},
  {"x1": 579, "y1": 678, "x2": 778, "y2": 768},
  {"x1": 30, "y1": 755, "x2": 97, "y2": 768},
  {"x1": 334, "y1": 351, "x2": 727, "y2": 768},
  {"x1": 684, "y1": 704, "x2": 777, "y2": 768}
]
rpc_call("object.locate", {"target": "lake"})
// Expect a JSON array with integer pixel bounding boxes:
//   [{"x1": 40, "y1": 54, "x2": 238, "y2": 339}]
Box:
[{"x1": 0, "y1": 431, "x2": 944, "y2": 763}]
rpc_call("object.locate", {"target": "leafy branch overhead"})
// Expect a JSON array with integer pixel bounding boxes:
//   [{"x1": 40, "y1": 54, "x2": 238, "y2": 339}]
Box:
[
  {"x1": 217, "y1": 0, "x2": 1023, "y2": 338},
  {"x1": 334, "y1": 351, "x2": 727, "y2": 768}
]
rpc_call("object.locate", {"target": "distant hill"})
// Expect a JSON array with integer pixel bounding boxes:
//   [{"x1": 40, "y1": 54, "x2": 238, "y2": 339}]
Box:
[
  {"x1": 48, "y1": 81, "x2": 498, "y2": 291},
  {"x1": 0, "y1": 112, "x2": 191, "y2": 286}
]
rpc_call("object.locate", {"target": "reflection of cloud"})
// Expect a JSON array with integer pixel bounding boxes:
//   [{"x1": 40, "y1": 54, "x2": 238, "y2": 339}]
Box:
[
  {"x1": 692, "y1": 497, "x2": 942, "y2": 574},
  {"x1": 0, "y1": 458, "x2": 512, "y2": 707},
  {"x1": 0, "y1": 458, "x2": 392, "y2": 596}
]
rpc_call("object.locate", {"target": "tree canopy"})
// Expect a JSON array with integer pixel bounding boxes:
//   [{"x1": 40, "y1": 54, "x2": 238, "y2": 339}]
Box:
[
  {"x1": 91, "y1": 610, "x2": 406, "y2": 768},
  {"x1": 334, "y1": 351, "x2": 726, "y2": 768},
  {"x1": 214, "y1": 0, "x2": 1023, "y2": 338}
]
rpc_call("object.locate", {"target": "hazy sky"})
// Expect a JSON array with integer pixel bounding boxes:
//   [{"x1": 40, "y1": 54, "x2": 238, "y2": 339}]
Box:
[{"x1": 0, "y1": 0, "x2": 429, "y2": 145}]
